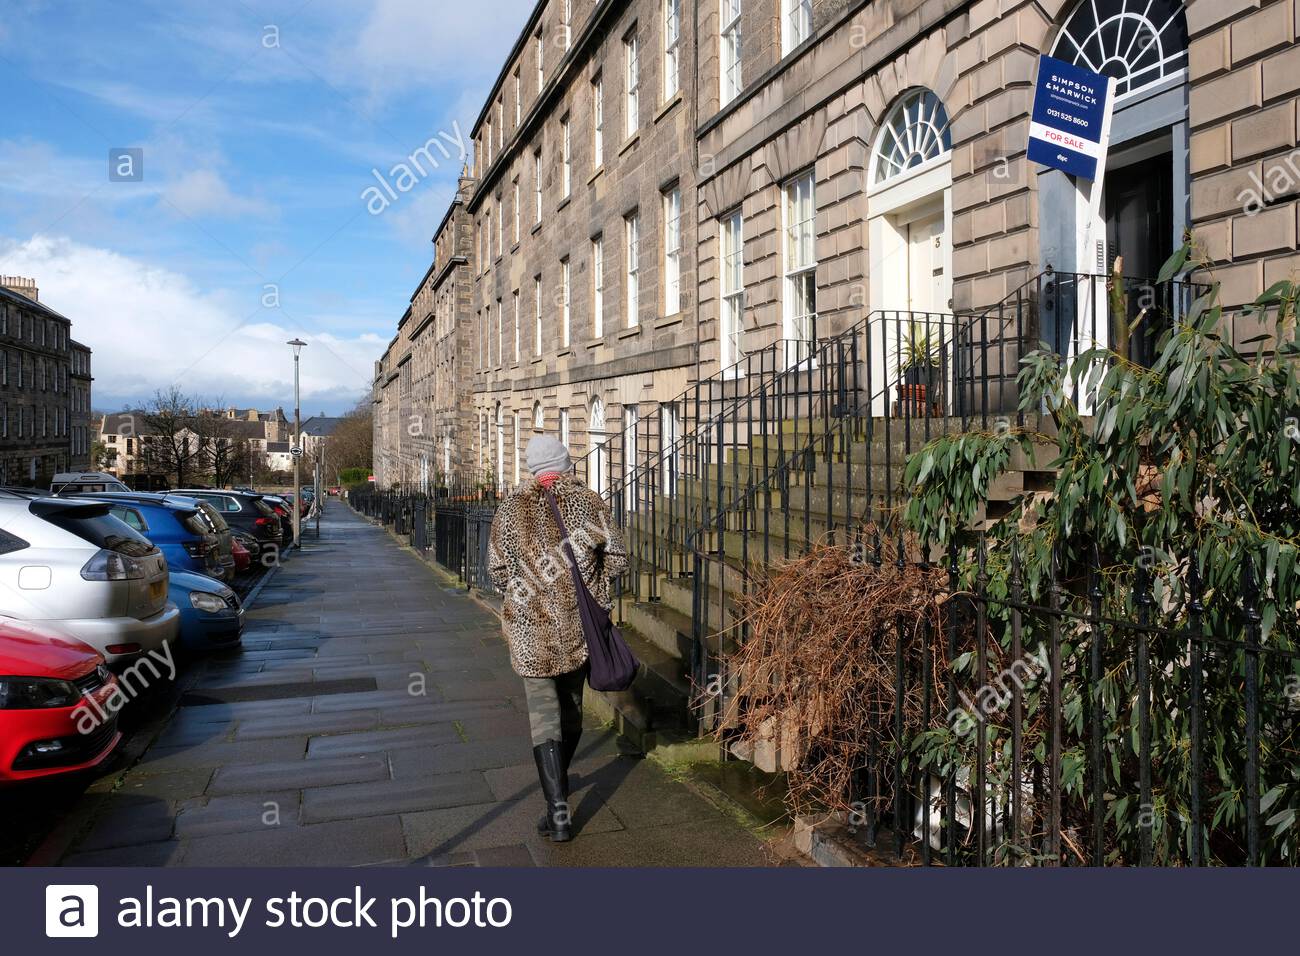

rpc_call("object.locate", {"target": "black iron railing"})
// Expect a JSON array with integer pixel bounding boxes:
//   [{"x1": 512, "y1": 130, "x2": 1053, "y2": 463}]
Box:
[
  {"x1": 352, "y1": 481, "x2": 501, "y2": 594},
  {"x1": 840, "y1": 539, "x2": 1295, "y2": 866}
]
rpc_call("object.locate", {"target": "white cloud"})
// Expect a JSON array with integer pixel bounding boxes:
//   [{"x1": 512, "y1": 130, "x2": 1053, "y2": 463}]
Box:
[
  {"x1": 346, "y1": 0, "x2": 537, "y2": 101},
  {"x1": 0, "y1": 235, "x2": 380, "y2": 414},
  {"x1": 161, "y1": 168, "x2": 271, "y2": 220}
]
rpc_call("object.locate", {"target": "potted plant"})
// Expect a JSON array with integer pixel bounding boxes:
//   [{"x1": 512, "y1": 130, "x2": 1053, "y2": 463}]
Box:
[{"x1": 894, "y1": 323, "x2": 944, "y2": 417}]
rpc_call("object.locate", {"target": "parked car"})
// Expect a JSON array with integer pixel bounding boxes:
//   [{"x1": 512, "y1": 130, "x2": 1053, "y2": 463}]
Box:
[
  {"x1": 171, "y1": 490, "x2": 281, "y2": 562},
  {"x1": 0, "y1": 621, "x2": 123, "y2": 783},
  {"x1": 168, "y1": 571, "x2": 243, "y2": 652},
  {"x1": 259, "y1": 495, "x2": 295, "y2": 545},
  {"x1": 0, "y1": 496, "x2": 178, "y2": 668},
  {"x1": 69, "y1": 492, "x2": 237, "y2": 584},
  {"x1": 50, "y1": 472, "x2": 130, "y2": 495},
  {"x1": 230, "y1": 536, "x2": 251, "y2": 573},
  {"x1": 67, "y1": 493, "x2": 224, "y2": 581}
]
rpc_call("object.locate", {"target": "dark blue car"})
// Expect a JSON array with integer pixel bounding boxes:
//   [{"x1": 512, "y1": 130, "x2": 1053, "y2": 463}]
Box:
[
  {"x1": 74, "y1": 495, "x2": 222, "y2": 577},
  {"x1": 169, "y1": 571, "x2": 243, "y2": 651}
]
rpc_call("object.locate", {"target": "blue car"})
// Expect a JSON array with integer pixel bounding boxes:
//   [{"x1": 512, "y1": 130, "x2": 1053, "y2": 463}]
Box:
[
  {"x1": 71, "y1": 494, "x2": 223, "y2": 578},
  {"x1": 169, "y1": 571, "x2": 243, "y2": 651}
]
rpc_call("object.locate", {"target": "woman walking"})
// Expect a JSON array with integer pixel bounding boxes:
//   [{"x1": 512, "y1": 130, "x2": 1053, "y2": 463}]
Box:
[{"x1": 487, "y1": 434, "x2": 628, "y2": 842}]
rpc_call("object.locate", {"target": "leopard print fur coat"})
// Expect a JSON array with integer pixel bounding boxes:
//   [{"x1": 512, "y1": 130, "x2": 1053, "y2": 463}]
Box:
[{"x1": 487, "y1": 474, "x2": 629, "y2": 677}]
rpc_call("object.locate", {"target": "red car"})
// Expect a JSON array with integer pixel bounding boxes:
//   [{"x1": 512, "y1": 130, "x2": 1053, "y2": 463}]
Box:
[
  {"x1": 230, "y1": 536, "x2": 251, "y2": 572},
  {"x1": 0, "y1": 622, "x2": 123, "y2": 783}
]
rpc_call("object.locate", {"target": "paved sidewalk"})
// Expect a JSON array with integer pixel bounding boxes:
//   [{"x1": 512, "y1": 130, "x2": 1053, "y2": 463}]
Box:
[{"x1": 52, "y1": 500, "x2": 773, "y2": 866}]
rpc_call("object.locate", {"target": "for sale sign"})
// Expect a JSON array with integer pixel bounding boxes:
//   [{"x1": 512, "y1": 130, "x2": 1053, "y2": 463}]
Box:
[{"x1": 1027, "y1": 54, "x2": 1115, "y2": 181}]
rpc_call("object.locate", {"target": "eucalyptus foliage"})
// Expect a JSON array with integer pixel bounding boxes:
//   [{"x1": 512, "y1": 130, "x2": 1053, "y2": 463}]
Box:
[{"x1": 902, "y1": 244, "x2": 1300, "y2": 864}]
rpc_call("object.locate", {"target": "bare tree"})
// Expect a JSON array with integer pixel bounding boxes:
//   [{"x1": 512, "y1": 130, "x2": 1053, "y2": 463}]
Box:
[
  {"x1": 141, "y1": 387, "x2": 199, "y2": 487},
  {"x1": 193, "y1": 404, "x2": 248, "y2": 488},
  {"x1": 325, "y1": 399, "x2": 374, "y2": 483}
]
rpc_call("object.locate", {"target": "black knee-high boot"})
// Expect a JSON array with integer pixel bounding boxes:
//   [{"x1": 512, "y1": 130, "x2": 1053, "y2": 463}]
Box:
[
  {"x1": 537, "y1": 728, "x2": 582, "y2": 835},
  {"x1": 533, "y1": 740, "x2": 571, "y2": 842}
]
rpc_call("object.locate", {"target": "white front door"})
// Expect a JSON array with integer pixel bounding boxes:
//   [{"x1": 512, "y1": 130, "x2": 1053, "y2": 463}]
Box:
[{"x1": 905, "y1": 211, "x2": 947, "y2": 314}]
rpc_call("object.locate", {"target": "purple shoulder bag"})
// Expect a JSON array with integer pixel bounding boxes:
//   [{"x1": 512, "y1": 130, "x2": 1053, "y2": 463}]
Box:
[{"x1": 542, "y1": 488, "x2": 639, "y2": 692}]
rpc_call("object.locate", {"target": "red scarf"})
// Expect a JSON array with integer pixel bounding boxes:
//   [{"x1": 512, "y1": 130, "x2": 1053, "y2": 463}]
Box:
[{"x1": 537, "y1": 472, "x2": 562, "y2": 490}]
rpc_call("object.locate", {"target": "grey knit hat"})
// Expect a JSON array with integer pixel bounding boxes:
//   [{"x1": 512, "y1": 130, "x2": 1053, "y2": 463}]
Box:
[{"x1": 526, "y1": 434, "x2": 571, "y2": 476}]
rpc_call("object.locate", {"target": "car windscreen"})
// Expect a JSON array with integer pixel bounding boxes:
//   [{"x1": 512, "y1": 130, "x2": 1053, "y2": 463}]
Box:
[
  {"x1": 252, "y1": 498, "x2": 278, "y2": 518},
  {"x1": 36, "y1": 504, "x2": 155, "y2": 556}
]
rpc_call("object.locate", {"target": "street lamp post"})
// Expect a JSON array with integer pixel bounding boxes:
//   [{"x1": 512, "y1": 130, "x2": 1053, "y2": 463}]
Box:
[{"x1": 288, "y1": 338, "x2": 306, "y2": 550}]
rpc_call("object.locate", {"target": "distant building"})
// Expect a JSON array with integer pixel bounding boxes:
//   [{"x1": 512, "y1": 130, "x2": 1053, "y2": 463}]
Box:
[
  {"x1": 265, "y1": 441, "x2": 293, "y2": 472},
  {"x1": 96, "y1": 405, "x2": 290, "y2": 482},
  {"x1": 298, "y1": 415, "x2": 343, "y2": 459},
  {"x1": 70, "y1": 340, "x2": 92, "y2": 471},
  {"x1": 0, "y1": 276, "x2": 91, "y2": 486}
]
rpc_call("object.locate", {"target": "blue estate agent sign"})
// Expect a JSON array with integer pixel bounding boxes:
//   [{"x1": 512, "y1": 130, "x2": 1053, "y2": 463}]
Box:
[{"x1": 1027, "y1": 54, "x2": 1115, "y2": 181}]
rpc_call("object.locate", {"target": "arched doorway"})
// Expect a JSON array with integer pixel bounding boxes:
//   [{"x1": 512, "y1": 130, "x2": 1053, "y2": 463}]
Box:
[
  {"x1": 1039, "y1": 0, "x2": 1190, "y2": 360},
  {"x1": 868, "y1": 88, "x2": 954, "y2": 317}
]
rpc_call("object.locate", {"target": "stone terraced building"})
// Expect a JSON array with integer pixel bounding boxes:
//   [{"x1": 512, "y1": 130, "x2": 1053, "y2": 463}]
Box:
[
  {"x1": 0, "y1": 277, "x2": 92, "y2": 486},
  {"x1": 375, "y1": 0, "x2": 1300, "y2": 490}
]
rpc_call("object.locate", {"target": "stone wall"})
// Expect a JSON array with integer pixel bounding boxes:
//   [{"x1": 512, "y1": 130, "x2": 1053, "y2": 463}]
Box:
[{"x1": 1187, "y1": 0, "x2": 1300, "y2": 307}]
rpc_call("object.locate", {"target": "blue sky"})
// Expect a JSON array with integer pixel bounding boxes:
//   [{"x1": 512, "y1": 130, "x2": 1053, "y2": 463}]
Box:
[{"x1": 0, "y1": 0, "x2": 534, "y2": 415}]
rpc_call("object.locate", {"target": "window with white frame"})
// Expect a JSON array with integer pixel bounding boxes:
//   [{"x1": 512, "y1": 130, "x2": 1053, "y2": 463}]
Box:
[
  {"x1": 720, "y1": 0, "x2": 742, "y2": 106},
  {"x1": 536, "y1": 28, "x2": 544, "y2": 92},
  {"x1": 514, "y1": 69, "x2": 522, "y2": 126},
  {"x1": 495, "y1": 404, "x2": 504, "y2": 487},
  {"x1": 783, "y1": 170, "x2": 817, "y2": 360},
  {"x1": 485, "y1": 209, "x2": 492, "y2": 264},
  {"x1": 660, "y1": 403, "x2": 680, "y2": 496},
  {"x1": 562, "y1": 0, "x2": 572, "y2": 49},
  {"x1": 664, "y1": 0, "x2": 681, "y2": 100},
  {"x1": 623, "y1": 405, "x2": 639, "y2": 511},
  {"x1": 663, "y1": 186, "x2": 682, "y2": 316},
  {"x1": 1051, "y1": 0, "x2": 1188, "y2": 100},
  {"x1": 560, "y1": 408, "x2": 570, "y2": 448},
  {"x1": 513, "y1": 290, "x2": 521, "y2": 362},
  {"x1": 560, "y1": 257, "x2": 571, "y2": 348},
  {"x1": 533, "y1": 400, "x2": 544, "y2": 431},
  {"x1": 534, "y1": 275, "x2": 543, "y2": 354},
  {"x1": 496, "y1": 100, "x2": 504, "y2": 152},
  {"x1": 513, "y1": 411, "x2": 521, "y2": 484},
  {"x1": 484, "y1": 124, "x2": 492, "y2": 167},
  {"x1": 534, "y1": 148, "x2": 543, "y2": 223},
  {"x1": 720, "y1": 209, "x2": 744, "y2": 370},
  {"x1": 496, "y1": 297, "x2": 503, "y2": 366},
  {"x1": 625, "y1": 32, "x2": 640, "y2": 137},
  {"x1": 592, "y1": 74, "x2": 604, "y2": 166},
  {"x1": 625, "y1": 211, "x2": 640, "y2": 327},
  {"x1": 588, "y1": 396, "x2": 607, "y2": 494},
  {"x1": 497, "y1": 198, "x2": 504, "y2": 256},
  {"x1": 561, "y1": 115, "x2": 571, "y2": 198},
  {"x1": 782, "y1": 0, "x2": 812, "y2": 55},
  {"x1": 592, "y1": 235, "x2": 604, "y2": 338},
  {"x1": 513, "y1": 181, "x2": 521, "y2": 243}
]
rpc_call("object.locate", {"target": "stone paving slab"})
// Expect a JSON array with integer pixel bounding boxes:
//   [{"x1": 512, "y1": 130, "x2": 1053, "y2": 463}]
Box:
[
  {"x1": 301, "y1": 772, "x2": 494, "y2": 824},
  {"x1": 209, "y1": 753, "x2": 388, "y2": 795},
  {"x1": 52, "y1": 501, "x2": 774, "y2": 867}
]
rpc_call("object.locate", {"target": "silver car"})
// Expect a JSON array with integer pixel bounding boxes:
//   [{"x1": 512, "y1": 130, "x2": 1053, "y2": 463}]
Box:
[{"x1": 0, "y1": 495, "x2": 179, "y2": 668}]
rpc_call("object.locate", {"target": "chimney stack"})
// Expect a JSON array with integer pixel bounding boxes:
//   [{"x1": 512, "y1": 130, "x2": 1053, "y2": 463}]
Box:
[{"x1": 1, "y1": 276, "x2": 39, "y2": 302}]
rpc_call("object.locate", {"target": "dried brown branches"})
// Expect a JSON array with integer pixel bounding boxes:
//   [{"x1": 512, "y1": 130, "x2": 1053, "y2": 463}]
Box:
[{"x1": 720, "y1": 536, "x2": 960, "y2": 820}]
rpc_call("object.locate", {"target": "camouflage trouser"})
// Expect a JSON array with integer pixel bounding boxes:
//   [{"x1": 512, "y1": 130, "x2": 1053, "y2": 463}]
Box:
[{"x1": 521, "y1": 664, "x2": 586, "y2": 746}]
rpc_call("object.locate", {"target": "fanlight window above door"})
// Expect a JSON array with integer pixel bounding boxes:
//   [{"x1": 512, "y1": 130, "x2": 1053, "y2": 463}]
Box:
[
  {"x1": 1050, "y1": 0, "x2": 1189, "y2": 100},
  {"x1": 871, "y1": 89, "x2": 952, "y2": 186}
]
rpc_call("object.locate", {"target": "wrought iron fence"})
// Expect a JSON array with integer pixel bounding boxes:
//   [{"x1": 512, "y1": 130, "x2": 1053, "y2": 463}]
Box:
[
  {"x1": 352, "y1": 482, "x2": 502, "y2": 595},
  {"x1": 827, "y1": 538, "x2": 1296, "y2": 867}
]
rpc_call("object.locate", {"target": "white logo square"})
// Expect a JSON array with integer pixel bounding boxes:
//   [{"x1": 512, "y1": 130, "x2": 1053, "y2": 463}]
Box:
[{"x1": 45, "y1": 885, "x2": 99, "y2": 938}]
